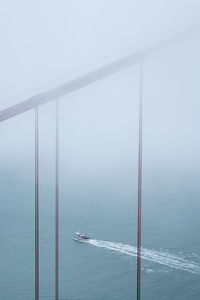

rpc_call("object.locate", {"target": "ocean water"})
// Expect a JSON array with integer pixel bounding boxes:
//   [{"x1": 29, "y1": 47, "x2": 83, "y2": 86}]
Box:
[{"x1": 1, "y1": 172, "x2": 200, "y2": 300}]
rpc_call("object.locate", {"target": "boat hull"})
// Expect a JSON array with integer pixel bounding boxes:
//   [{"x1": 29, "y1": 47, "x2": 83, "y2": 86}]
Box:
[
  {"x1": 73, "y1": 237, "x2": 89, "y2": 242},
  {"x1": 73, "y1": 233, "x2": 90, "y2": 242}
]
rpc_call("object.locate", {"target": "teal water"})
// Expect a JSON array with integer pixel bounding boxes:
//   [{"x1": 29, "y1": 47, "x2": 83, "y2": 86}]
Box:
[{"x1": 1, "y1": 172, "x2": 200, "y2": 300}]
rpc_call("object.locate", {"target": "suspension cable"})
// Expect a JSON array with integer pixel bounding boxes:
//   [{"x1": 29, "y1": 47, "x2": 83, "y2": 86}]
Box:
[
  {"x1": 35, "y1": 107, "x2": 39, "y2": 300},
  {"x1": 55, "y1": 99, "x2": 59, "y2": 300},
  {"x1": 137, "y1": 61, "x2": 143, "y2": 300}
]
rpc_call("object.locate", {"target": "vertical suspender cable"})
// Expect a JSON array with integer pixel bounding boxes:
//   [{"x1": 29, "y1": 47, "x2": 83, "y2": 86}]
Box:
[
  {"x1": 137, "y1": 61, "x2": 143, "y2": 300},
  {"x1": 35, "y1": 107, "x2": 39, "y2": 300},
  {"x1": 55, "y1": 99, "x2": 59, "y2": 300}
]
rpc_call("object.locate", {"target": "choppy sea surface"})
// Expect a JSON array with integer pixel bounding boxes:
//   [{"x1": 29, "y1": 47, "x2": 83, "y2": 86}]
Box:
[{"x1": 1, "y1": 174, "x2": 200, "y2": 300}]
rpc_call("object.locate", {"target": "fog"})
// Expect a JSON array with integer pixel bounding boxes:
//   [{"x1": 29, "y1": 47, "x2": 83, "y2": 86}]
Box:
[
  {"x1": 1, "y1": 0, "x2": 200, "y2": 103},
  {"x1": 0, "y1": 1, "x2": 200, "y2": 199}
]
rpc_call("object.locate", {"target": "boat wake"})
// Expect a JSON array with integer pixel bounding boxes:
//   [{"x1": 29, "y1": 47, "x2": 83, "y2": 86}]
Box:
[{"x1": 87, "y1": 239, "x2": 200, "y2": 275}]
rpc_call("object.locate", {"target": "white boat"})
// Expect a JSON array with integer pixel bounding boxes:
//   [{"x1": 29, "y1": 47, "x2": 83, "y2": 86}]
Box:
[{"x1": 73, "y1": 232, "x2": 90, "y2": 242}]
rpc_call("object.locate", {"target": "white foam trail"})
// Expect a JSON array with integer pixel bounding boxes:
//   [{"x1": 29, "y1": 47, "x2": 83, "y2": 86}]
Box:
[{"x1": 87, "y1": 239, "x2": 200, "y2": 275}]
